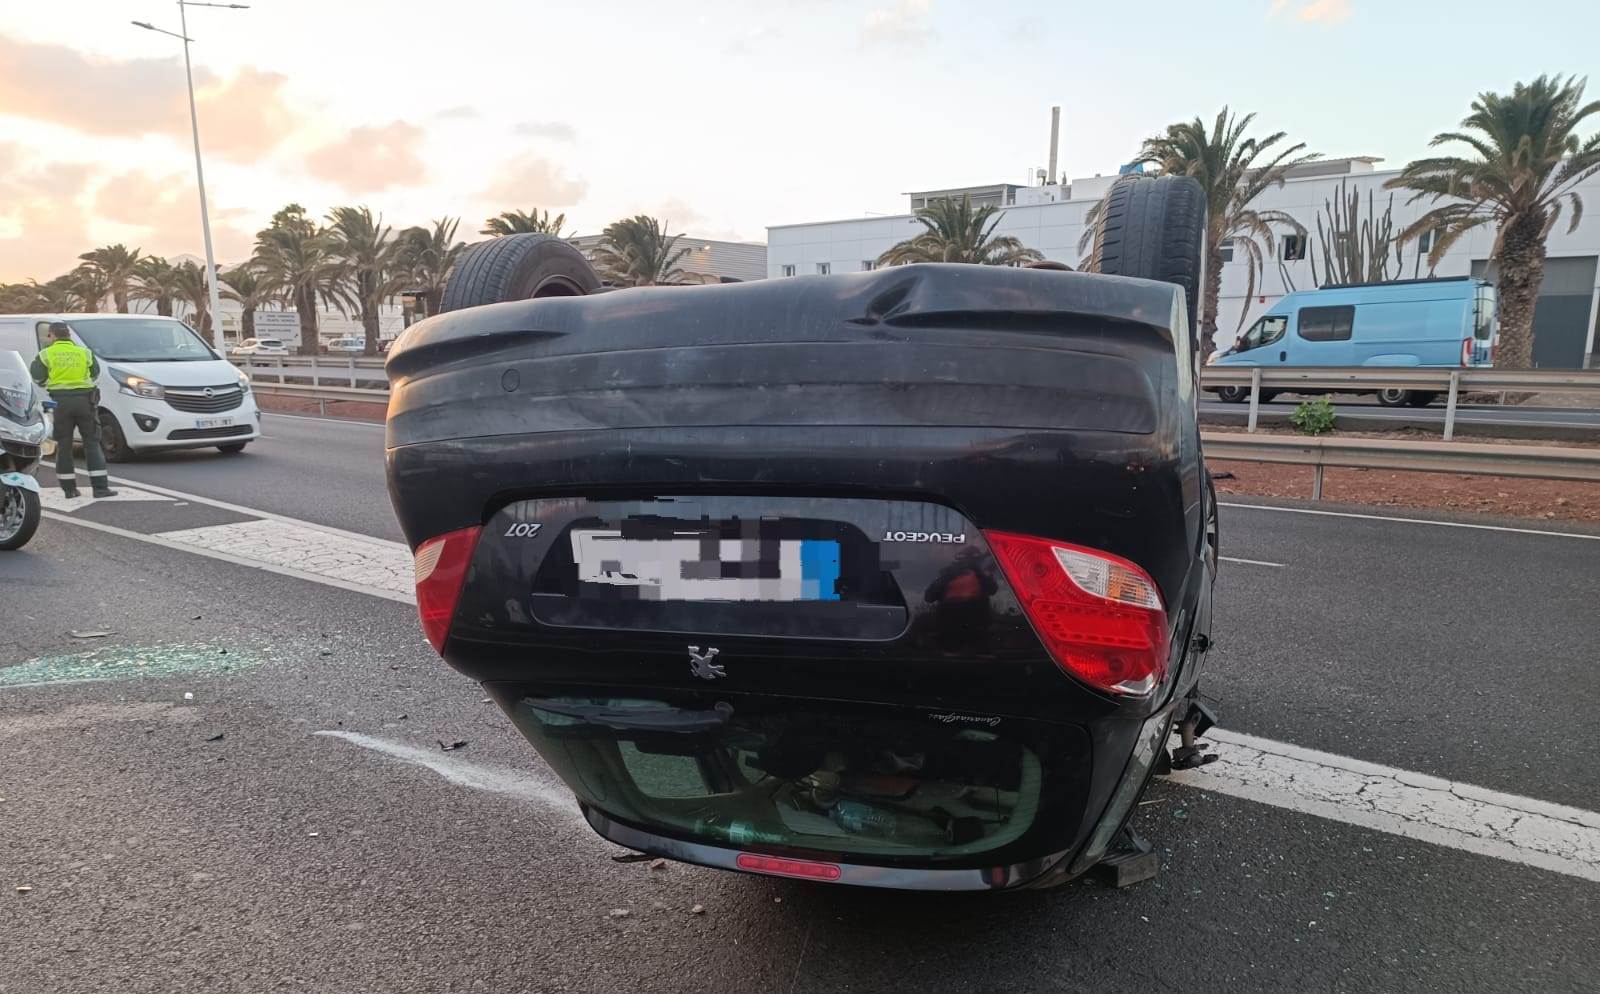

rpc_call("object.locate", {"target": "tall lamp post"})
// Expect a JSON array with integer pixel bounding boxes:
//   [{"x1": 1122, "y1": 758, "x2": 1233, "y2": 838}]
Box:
[{"x1": 133, "y1": 2, "x2": 248, "y2": 345}]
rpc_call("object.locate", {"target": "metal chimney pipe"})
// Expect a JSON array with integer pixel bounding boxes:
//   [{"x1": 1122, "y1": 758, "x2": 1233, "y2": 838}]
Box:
[{"x1": 1047, "y1": 106, "x2": 1061, "y2": 185}]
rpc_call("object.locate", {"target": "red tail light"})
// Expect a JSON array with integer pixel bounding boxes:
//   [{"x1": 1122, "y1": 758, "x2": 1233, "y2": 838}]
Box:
[
  {"x1": 413, "y1": 525, "x2": 482, "y2": 653},
  {"x1": 984, "y1": 531, "x2": 1170, "y2": 697},
  {"x1": 736, "y1": 853, "x2": 842, "y2": 881}
]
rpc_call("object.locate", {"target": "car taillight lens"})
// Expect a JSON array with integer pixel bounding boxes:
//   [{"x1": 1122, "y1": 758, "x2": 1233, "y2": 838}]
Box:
[
  {"x1": 984, "y1": 531, "x2": 1170, "y2": 697},
  {"x1": 413, "y1": 525, "x2": 482, "y2": 653}
]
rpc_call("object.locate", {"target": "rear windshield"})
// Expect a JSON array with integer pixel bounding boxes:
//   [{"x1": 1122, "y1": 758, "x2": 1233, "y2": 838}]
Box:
[
  {"x1": 1474, "y1": 285, "x2": 1498, "y2": 341},
  {"x1": 65, "y1": 318, "x2": 215, "y2": 362}
]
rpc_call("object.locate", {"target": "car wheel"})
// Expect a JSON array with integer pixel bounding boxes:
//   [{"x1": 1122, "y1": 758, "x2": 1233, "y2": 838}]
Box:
[
  {"x1": 1089, "y1": 174, "x2": 1206, "y2": 344},
  {"x1": 438, "y1": 233, "x2": 601, "y2": 313},
  {"x1": 1376, "y1": 388, "x2": 1412, "y2": 407},
  {"x1": 98, "y1": 410, "x2": 131, "y2": 462},
  {"x1": 1406, "y1": 392, "x2": 1438, "y2": 407},
  {"x1": 217, "y1": 442, "x2": 248, "y2": 454},
  {"x1": 1215, "y1": 386, "x2": 1249, "y2": 403},
  {"x1": 0, "y1": 485, "x2": 41, "y2": 551}
]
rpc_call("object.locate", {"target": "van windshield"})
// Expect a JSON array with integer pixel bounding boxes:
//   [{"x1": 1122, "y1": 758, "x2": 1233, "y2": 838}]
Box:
[{"x1": 66, "y1": 318, "x2": 217, "y2": 362}]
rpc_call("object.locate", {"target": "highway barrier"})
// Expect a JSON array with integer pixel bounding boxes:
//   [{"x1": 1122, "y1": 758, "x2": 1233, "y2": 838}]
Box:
[
  {"x1": 1200, "y1": 366, "x2": 1600, "y2": 440},
  {"x1": 1202, "y1": 431, "x2": 1600, "y2": 499}
]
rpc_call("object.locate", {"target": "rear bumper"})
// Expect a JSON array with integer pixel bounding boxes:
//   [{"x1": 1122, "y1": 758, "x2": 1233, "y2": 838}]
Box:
[{"x1": 586, "y1": 808, "x2": 1070, "y2": 891}]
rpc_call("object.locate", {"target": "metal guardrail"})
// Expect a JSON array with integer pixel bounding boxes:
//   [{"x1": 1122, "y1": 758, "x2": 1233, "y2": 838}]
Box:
[
  {"x1": 238, "y1": 355, "x2": 387, "y2": 388},
  {"x1": 1199, "y1": 366, "x2": 1600, "y2": 440},
  {"x1": 1202, "y1": 431, "x2": 1600, "y2": 498}
]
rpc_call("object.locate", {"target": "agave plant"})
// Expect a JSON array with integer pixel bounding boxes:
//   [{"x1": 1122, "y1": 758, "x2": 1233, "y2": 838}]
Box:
[
  {"x1": 590, "y1": 215, "x2": 689, "y2": 287},
  {"x1": 879, "y1": 195, "x2": 1043, "y2": 267},
  {"x1": 1387, "y1": 75, "x2": 1600, "y2": 369}
]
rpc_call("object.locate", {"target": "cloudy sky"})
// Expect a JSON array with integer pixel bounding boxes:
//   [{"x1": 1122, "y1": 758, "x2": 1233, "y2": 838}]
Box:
[{"x1": 1, "y1": 0, "x2": 1593, "y2": 281}]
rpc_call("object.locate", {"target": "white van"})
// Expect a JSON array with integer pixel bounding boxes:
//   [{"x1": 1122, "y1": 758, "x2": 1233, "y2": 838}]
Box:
[{"x1": 0, "y1": 314, "x2": 262, "y2": 461}]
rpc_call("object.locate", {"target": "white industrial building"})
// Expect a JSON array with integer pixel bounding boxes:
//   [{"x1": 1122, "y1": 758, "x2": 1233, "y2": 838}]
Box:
[{"x1": 767, "y1": 159, "x2": 1600, "y2": 369}]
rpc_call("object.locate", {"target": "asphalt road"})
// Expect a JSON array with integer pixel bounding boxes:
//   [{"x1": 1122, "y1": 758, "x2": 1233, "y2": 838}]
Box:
[{"x1": 4, "y1": 416, "x2": 1598, "y2": 993}]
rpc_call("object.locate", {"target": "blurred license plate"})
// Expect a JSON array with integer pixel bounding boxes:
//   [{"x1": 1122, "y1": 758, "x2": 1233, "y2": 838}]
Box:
[
  {"x1": 570, "y1": 529, "x2": 840, "y2": 602},
  {"x1": 195, "y1": 417, "x2": 234, "y2": 429}
]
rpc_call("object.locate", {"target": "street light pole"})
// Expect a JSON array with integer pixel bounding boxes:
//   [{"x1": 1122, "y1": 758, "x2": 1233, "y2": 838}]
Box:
[{"x1": 132, "y1": 2, "x2": 248, "y2": 345}]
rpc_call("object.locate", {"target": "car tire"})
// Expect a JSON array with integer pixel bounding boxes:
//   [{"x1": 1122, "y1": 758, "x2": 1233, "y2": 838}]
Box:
[
  {"x1": 1406, "y1": 392, "x2": 1438, "y2": 407},
  {"x1": 217, "y1": 442, "x2": 248, "y2": 454},
  {"x1": 98, "y1": 410, "x2": 131, "y2": 463},
  {"x1": 1215, "y1": 386, "x2": 1249, "y2": 403},
  {"x1": 0, "y1": 486, "x2": 41, "y2": 551},
  {"x1": 438, "y1": 234, "x2": 601, "y2": 313},
  {"x1": 1090, "y1": 174, "x2": 1206, "y2": 344},
  {"x1": 1376, "y1": 388, "x2": 1412, "y2": 407}
]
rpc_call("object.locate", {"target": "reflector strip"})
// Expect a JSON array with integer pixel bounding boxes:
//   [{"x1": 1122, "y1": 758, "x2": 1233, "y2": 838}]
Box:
[{"x1": 735, "y1": 853, "x2": 842, "y2": 881}]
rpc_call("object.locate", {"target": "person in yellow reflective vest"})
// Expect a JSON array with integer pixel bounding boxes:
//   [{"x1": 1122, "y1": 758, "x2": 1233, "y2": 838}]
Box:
[{"x1": 29, "y1": 322, "x2": 118, "y2": 499}]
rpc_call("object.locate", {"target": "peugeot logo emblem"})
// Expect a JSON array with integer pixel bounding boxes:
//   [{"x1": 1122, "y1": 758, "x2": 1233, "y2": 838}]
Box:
[
  {"x1": 688, "y1": 646, "x2": 725, "y2": 680},
  {"x1": 202, "y1": 387, "x2": 215, "y2": 398}
]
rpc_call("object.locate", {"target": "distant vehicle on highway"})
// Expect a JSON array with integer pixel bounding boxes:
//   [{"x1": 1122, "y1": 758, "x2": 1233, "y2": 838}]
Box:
[
  {"x1": 324, "y1": 337, "x2": 366, "y2": 355},
  {"x1": 230, "y1": 338, "x2": 289, "y2": 357},
  {"x1": 0, "y1": 314, "x2": 261, "y2": 461},
  {"x1": 387, "y1": 178, "x2": 1221, "y2": 893},
  {"x1": 1209, "y1": 277, "x2": 1498, "y2": 406}
]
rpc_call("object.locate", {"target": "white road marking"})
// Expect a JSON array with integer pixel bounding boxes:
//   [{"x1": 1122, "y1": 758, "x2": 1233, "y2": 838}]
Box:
[
  {"x1": 42, "y1": 513, "x2": 414, "y2": 605},
  {"x1": 158, "y1": 518, "x2": 415, "y2": 598},
  {"x1": 1165, "y1": 728, "x2": 1600, "y2": 883},
  {"x1": 104, "y1": 476, "x2": 399, "y2": 547},
  {"x1": 1218, "y1": 555, "x2": 1284, "y2": 567},
  {"x1": 37, "y1": 482, "x2": 174, "y2": 512},
  {"x1": 314, "y1": 730, "x2": 581, "y2": 821},
  {"x1": 1220, "y1": 501, "x2": 1600, "y2": 541}
]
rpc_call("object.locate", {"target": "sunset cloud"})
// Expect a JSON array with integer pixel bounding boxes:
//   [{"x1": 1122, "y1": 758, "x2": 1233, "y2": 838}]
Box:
[
  {"x1": 861, "y1": 0, "x2": 935, "y2": 47},
  {"x1": 0, "y1": 37, "x2": 301, "y2": 162},
  {"x1": 306, "y1": 122, "x2": 429, "y2": 193},
  {"x1": 481, "y1": 153, "x2": 588, "y2": 207},
  {"x1": 1269, "y1": 0, "x2": 1352, "y2": 24}
]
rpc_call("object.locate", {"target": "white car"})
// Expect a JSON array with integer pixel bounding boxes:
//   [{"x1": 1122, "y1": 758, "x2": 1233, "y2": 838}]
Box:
[
  {"x1": 231, "y1": 337, "x2": 290, "y2": 356},
  {"x1": 0, "y1": 314, "x2": 262, "y2": 461},
  {"x1": 325, "y1": 337, "x2": 366, "y2": 355}
]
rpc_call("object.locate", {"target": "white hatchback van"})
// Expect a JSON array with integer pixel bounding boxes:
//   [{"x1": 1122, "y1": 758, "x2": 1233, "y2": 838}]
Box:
[{"x1": 0, "y1": 314, "x2": 262, "y2": 461}]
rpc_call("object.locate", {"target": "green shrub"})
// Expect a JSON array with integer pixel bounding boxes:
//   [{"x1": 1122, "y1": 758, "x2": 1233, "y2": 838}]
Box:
[{"x1": 1290, "y1": 396, "x2": 1337, "y2": 436}]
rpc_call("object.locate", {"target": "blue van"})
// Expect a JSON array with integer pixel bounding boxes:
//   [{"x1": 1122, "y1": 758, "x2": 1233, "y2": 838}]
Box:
[{"x1": 1208, "y1": 277, "x2": 1498, "y2": 406}]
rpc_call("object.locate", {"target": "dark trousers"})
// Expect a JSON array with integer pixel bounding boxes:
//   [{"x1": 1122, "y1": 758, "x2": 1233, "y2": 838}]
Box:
[{"x1": 51, "y1": 392, "x2": 108, "y2": 492}]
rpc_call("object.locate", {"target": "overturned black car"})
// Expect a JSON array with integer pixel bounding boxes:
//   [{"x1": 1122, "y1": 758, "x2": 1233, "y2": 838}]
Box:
[{"x1": 385, "y1": 175, "x2": 1219, "y2": 891}]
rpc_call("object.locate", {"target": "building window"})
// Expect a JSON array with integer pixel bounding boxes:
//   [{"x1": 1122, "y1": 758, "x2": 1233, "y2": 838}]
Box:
[
  {"x1": 861, "y1": 260, "x2": 877, "y2": 272},
  {"x1": 816, "y1": 263, "x2": 831, "y2": 275},
  {"x1": 780, "y1": 264, "x2": 795, "y2": 277},
  {"x1": 1218, "y1": 239, "x2": 1234, "y2": 264},
  {"x1": 1281, "y1": 234, "x2": 1307, "y2": 261},
  {"x1": 1297, "y1": 305, "x2": 1355, "y2": 342},
  {"x1": 1418, "y1": 228, "x2": 1446, "y2": 254}
]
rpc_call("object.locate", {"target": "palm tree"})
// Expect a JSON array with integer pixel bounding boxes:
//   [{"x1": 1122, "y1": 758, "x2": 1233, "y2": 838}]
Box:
[
  {"x1": 0, "y1": 283, "x2": 42, "y2": 313},
  {"x1": 68, "y1": 265, "x2": 112, "y2": 313},
  {"x1": 394, "y1": 217, "x2": 465, "y2": 320},
  {"x1": 589, "y1": 215, "x2": 689, "y2": 287},
  {"x1": 171, "y1": 261, "x2": 217, "y2": 342},
  {"x1": 481, "y1": 209, "x2": 568, "y2": 237},
  {"x1": 1387, "y1": 75, "x2": 1600, "y2": 369},
  {"x1": 879, "y1": 195, "x2": 1044, "y2": 267},
  {"x1": 1086, "y1": 109, "x2": 1318, "y2": 358},
  {"x1": 77, "y1": 244, "x2": 144, "y2": 313},
  {"x1": 220, "y1": 264, "x2": 276, "y2": 341},
  {"x1": 133, "y1": 256, "x2": 184, "y2": 316},
  {"x1": 254, "y1": 204, "x2": 349, "y2": 356},
  {"x1": 31, "y1": 274, "x2": 85, "y2": 313},
  {"x1": 326, "y1": 205, "x2": 402, "y2": 355}
]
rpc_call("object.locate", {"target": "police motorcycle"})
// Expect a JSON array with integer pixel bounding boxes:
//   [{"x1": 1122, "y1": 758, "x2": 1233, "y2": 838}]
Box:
[{"x1": 0, "y1": 350, "x2": 49, "y2": 550}]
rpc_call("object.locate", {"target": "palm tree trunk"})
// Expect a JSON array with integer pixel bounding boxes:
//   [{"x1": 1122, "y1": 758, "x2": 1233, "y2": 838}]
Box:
[
  {"x1": 296, "y1": 286, "x2": 320, "y2": 356},
  {"x1": 157, "y1": 297, "x2": 173, "y2": 317},
  {"x1": 1200, "y1": 242, "x2": 1225, "y2": 360},
  {"x1": 363, "y1": 305, "x2": 380, "y2": 356},
  {"x1": 1491, "y1": 213, "x2": 1547, "y2": 370},
  {"x1": 242, "y1": 307, "x2": 256, "y2": 339},
  {"x1": 114, "y1": 287, "x2": 129, "y2": 313}
]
